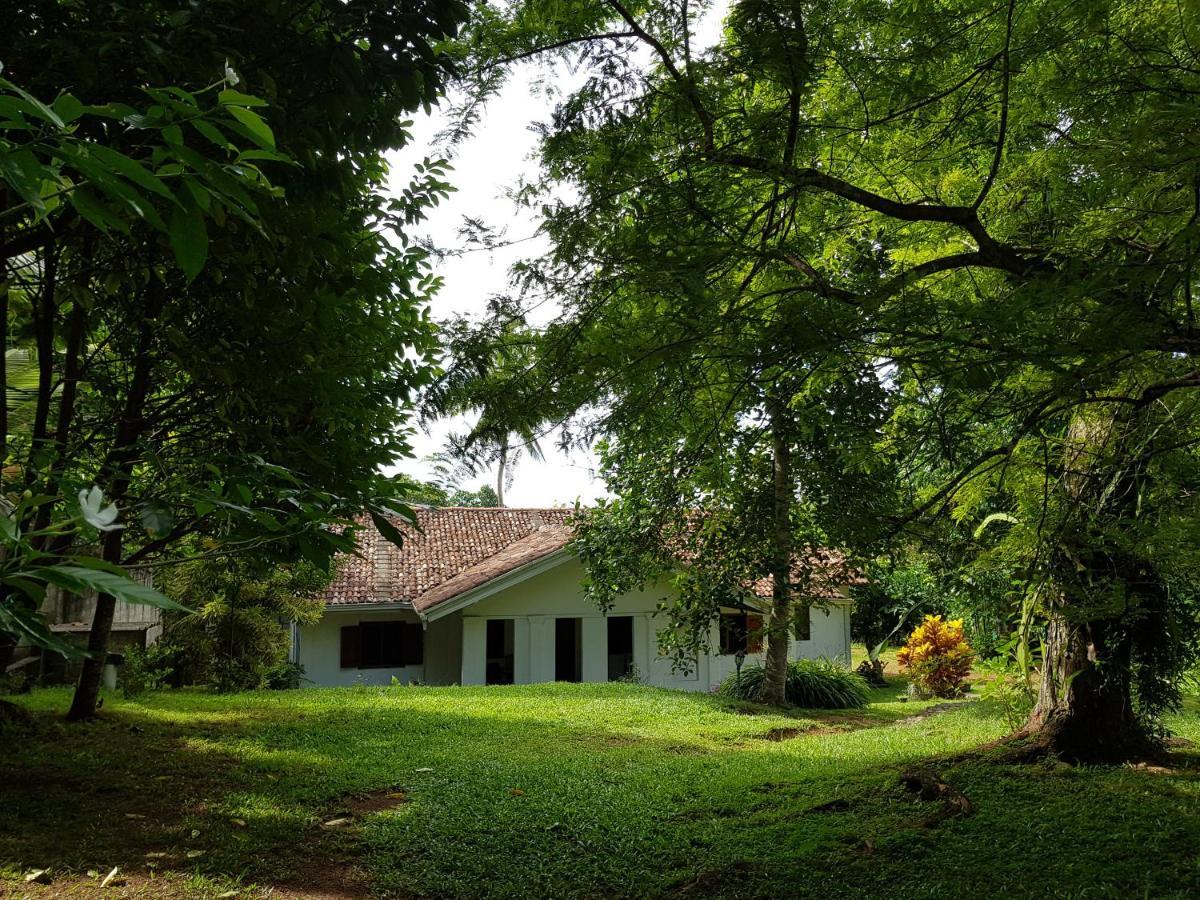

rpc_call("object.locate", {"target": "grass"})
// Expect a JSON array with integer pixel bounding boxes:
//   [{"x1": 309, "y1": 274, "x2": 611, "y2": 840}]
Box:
[{"x1": 1, "y1": 678, "x2": 1198, "y2": 899}]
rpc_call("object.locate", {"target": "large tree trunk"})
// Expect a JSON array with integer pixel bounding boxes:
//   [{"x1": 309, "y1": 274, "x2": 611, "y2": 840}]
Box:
[
  {"x1": 760, "y1": 396, "x2": 792, "y2": 706},
  {"x1": 1017, "y1": 412, "x2": 1154, "y2": 762},
  {"x1": 1022, "y1": 611, "x2": 1150, "y2": 763}
]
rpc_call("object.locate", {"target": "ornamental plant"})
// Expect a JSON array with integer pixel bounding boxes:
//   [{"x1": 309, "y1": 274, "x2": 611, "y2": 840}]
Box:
[{"x1": 897, "y1": 616, "x2": 975, "y2": 699}]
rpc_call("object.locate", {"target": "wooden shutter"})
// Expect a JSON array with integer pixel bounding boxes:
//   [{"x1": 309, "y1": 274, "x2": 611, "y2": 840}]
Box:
[
  {"x1": 746, "y1": 615, "x2": 763, "y2": 653},
  {"x1": 340, "y1": 625, "x2": 361, "y2": 669}
]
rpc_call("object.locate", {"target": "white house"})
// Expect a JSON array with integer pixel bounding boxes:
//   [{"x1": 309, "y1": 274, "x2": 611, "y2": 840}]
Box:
[{"x1": 293, "y1": 508, "x2": 855, "y2": 691}]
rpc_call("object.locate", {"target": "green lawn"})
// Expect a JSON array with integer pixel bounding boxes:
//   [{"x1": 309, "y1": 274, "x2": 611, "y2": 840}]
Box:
[{"x1": 1, "y1": 681, "x2": 1198, "y2": 899}]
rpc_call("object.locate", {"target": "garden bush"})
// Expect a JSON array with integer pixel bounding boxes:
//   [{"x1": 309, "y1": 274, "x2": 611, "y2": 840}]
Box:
[
  {"x1": 719, "y1": 658, "x2": 870, "y2": 709},
  {"x1": 897, "y1": 615, "x2": 974, "y2": 698}
]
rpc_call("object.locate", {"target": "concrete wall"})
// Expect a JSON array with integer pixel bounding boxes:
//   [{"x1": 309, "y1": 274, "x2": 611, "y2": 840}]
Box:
[
  {"x1": 458, "y1": 557, "x2": 851, "y2": 692},
  {"x1": 297, "y1": 607, "x2": 459, "y2": 687},
  {"x1": 299, "y1": 557, "x2": 852, "y2": 691}
]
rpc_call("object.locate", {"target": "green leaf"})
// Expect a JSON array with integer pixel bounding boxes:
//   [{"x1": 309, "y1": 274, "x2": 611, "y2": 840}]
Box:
[
  {"x1": 89, "y1": 145, "x2": 176, "y2": 201},
  {"x1": 139, "y1": 502, "x2": 174, "y2": 538},
  {"x1": 0, "y1": 79, "x2": 65, "y2": 127},
  {"x1": 191, "y1": 119, "x2": 232, "y2": 150},
  {"x1": 69, "y1": 186, "x2": 130, "y2": 234},
  {"x1": 0, "y1": 600, "x2": 86, "y2": 659},
  {"x1": 217, "y1": 89, "x2": 268, "y2": 108},
  {"x1": 170, "y1": 202, "x2": 208, "y2": 281},
  {"x1": 370, "y1": 510, "x2": 408, "y2": 549},
  {"x1": 52, "y1": 92, "x2": 84, "y2": 124},
  {"x1": 30, "y1": 566, "x2": 189, "y2": 612},
  {"x1": 973, "y1": 512, "x2": 1020, "y2": 540},
  {"x1": 0, "y1": 149, "x2": 50, "y2": 213},
  {"x1": 226, "y1": 105, "x2": 275, "y2": 150}
]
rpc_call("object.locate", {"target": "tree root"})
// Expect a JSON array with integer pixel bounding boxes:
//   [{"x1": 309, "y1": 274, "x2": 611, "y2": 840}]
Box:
[{"x1": 900, "y1": 768, "x2": 974, "y2": 827}]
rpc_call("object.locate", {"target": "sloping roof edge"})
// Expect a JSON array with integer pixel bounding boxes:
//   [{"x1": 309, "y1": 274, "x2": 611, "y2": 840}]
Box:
[{"x1": 417, "y1": 547, "x2": 576, "y2": 623}]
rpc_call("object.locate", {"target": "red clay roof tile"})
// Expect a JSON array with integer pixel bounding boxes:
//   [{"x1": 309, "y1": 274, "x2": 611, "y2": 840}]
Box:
[{"x1": 322, "y1": 508, "x2": 859, "y2": 613}]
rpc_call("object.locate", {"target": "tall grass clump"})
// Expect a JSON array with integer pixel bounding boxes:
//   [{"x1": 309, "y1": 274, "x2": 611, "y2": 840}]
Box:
[{"x1": 719, "y1": 659, "x2": 870, "y2": 709}]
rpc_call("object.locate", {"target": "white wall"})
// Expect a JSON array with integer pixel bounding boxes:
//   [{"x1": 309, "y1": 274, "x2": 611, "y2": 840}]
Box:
[
  {"x1": 298, "y1": 607, "x2": 458, "y2": 687},
  {"x1": 458, "y1": 557, "x2": 851, "y2": 692},
  {"x1": 300, "y1": 557, "x2": 852, "y2": 690}
]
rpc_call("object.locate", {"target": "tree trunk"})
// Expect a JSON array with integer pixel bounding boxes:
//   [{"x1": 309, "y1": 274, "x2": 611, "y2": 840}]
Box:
[
  {"x1": 496, "y1": 439, "x2": 508, "y2": 507},
  {"x1": 1022, "y1": 610, "x2": 1150, "y2": 763},
  {"x1": 760, "y1": 396, "x2": 792, "y2": 706},
  {"x1": 1017, "y1": 412, "x2": 1154, "y2": 762},
  {"x1": 66, "y1": 296, "x2": 158, "y2": 721},
  {"x1": 66, "y1": 528, "x2": 123, "y2": 721}
]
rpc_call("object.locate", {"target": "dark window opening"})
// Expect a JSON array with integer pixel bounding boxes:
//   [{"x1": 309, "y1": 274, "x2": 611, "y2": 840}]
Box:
[
  {"x1": 340, "y1": 621, "x2": 423, "y2": 669},
  {"x1": 793, "y1": 605, "x2": 812, "y2": 641},
  {"x1": 555, "y1": 617, "x2": 582, "y2": 682},
  {"x1": 718, "y1": 613, "x2": 763, "y2": 655},
  {"x1": 486, "y1": 619, "x2": 515, "y2": 685},
  {"x1": 607, "y1": 616, "x2": 634, "y2": 681}
]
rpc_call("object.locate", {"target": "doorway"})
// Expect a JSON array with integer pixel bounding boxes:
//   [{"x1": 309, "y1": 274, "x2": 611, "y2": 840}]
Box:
[
  {"x1": 607, "y1": 616, "x2": 634, "y2": 681},
  {"x1": 555, "y1": 617, "x2": 582, "y2": 682},
  {"x1": 485, "y1": 619, "x2": 514, "y2": 685}
]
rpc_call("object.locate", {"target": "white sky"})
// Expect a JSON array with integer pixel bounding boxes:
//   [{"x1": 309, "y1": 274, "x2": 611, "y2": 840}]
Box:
[
  {"x1": 384, "y1": 66, "x2": 607, "y2": 508},
  {"x1": 383, "y1": 6, "x2": 727, "y2": 508}
]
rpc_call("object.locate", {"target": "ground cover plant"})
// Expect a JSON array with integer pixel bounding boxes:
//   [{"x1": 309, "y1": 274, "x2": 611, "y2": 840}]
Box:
[
  {"x1": 719, "y1": 659, "x2": 870, "y2": 709},
  {"x1": 1, "y1": 676, "x2": 1197, "y2": 899}
]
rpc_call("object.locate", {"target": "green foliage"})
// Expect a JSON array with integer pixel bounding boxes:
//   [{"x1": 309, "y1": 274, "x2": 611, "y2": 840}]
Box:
[
  {"x1": 120, "y1": 642, "x2": 175, "y2": 698},
  {"x1": 719, "y1": 658, "x2": 870, "y2": 709},
  {"x1": 1, "y1": 488, "x2": 183, "y2": 659},
  {"x1": 0, "y1": 0, "x2": 470, "y2": 709},
  {"x1": 152, "y1": 553, "x2": 327, "y2": 693},
  {"x1": 974, "y1": 655, "x2": 1037, "y2": 733},
  {"x1": 262, "y1": 660, "x2": 306, "y2": 691},
  {"x1": 449, "y1": 0, "x2": 1200, "y2": 740},
  {"x1": 446, "y1": 484, "x2": 502, "y2": 507}
]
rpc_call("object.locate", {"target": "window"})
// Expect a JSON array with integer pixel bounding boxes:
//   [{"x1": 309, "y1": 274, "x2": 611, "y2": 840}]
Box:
[
  {"x1": 718, "y1": 613, "x2": 763, "y2": 655},
  {"x1": 339, "y1": 621, "x2": 423, "y2": 669},
  {"x1": 793, "y1": 605, "x2": 811, "y2": 641}
]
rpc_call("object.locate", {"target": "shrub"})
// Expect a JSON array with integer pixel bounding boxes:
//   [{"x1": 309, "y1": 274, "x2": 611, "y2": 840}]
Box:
[
  {"x1": 263, "y1": 661, "x2": 306, "y2": 690},
  {"x1": 719, "y1": 659, "x2": 870, "y2": 709},
  {"x1": 897, "y1": 615, "x2": 974, "y2": 698},
  {"x1": 121, "y1": 643, "x2": 176, "y2": 697}
]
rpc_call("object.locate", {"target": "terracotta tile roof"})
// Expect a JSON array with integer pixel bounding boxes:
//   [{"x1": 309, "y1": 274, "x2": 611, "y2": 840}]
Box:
[
  {"x1": 323, "y1": 507, "x2": 573, "y2": 610},
  {"x1": 322, "y1": 507, "x2": 860, "y2": 614},
  {"x1": 747, "y1": 548, "x2": 865, "y2": 601}
]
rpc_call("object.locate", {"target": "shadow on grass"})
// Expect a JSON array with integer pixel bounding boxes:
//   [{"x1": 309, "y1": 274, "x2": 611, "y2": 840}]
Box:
[
  {"x1": 7, "y1": 683, "x2": 1194, "y2": 899},
  {"x1": 0, "y1": 686, "x2": 906, "y2": 891}
]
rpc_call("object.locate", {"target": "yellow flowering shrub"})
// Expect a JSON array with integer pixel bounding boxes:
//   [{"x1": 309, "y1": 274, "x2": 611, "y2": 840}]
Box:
[{"x1": 896, "y1": 615, "x2": 974, "y2": 698}]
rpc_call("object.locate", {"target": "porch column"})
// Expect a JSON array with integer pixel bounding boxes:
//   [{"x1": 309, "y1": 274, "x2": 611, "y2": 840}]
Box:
[
  {"x1": 513, "y1": 616, "x2": 532, "y2": 684},
  {"x1": 581, "y1": 617, "x2": 607, "y2": 682},
  {"x1": 527, "y1": 616, "x2": 554, "y2": 683},
  {"x1": 461, "y1": 617, "x2": 486, "y2": 685},
  {"x1": 634, "y1": 614, "x2": 652, "y2": 680}
]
